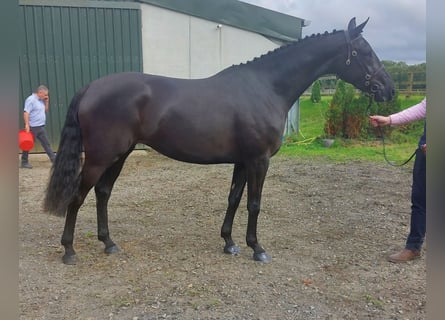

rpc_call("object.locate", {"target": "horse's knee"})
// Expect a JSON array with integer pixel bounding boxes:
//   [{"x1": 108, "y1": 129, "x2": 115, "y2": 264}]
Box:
[
  {"x1": 247, "y1": 201, "x2": 261, "y2": 215},
  {"x1": 228, "y1": 195, "x2": 239, "y2": 208},
  {"x1": 228, "y1": 186, "x2": 243, "y2": 207}
]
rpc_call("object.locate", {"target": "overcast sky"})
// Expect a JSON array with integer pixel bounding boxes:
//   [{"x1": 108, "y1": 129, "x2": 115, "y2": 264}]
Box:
[{"x1": 240, "y1": 0, "x2": 426, "y2": 65}]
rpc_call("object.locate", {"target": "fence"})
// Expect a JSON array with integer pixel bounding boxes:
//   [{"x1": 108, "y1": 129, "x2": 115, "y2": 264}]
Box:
[{"x1": 304, "y1": 72, "x2": 426, "y2": 97}]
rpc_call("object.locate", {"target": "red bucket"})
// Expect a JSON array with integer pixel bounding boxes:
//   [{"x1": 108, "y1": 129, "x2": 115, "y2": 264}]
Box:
[{"x1": 19, "y1": 130, "x2": 34, "y2": 151}]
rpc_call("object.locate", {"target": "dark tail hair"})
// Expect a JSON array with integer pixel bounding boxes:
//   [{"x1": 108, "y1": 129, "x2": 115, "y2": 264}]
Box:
[{"x1": 43, "y1": 85, "x2": 89, "y2": 216}]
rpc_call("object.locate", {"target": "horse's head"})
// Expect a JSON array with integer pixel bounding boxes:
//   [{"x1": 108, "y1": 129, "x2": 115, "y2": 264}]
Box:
[{"x1": 336, "y1": 18, "x2": 395, "y2": 102}]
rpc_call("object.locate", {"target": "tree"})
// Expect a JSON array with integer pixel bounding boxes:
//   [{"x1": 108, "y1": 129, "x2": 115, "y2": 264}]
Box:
[
  {"x1": 382, "y1": 61, "x2": 426, "y2": 94},
  {"x1": 310, "y1": 80, "x2": 321, "y2": 103},
  {"x1": 324, "y1": 80, "x2": 355, "y2": 138}
]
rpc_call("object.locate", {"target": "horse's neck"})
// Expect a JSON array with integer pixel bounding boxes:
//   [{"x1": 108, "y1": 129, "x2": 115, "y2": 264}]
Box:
[{"x1": 247, "y1": 32, "x2": 347, "y2": 108}]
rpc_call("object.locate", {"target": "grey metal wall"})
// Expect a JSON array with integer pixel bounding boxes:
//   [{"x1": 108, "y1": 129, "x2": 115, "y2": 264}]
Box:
[{"x1": 19, "y1": 0, "x2": 142, "y2": 149}]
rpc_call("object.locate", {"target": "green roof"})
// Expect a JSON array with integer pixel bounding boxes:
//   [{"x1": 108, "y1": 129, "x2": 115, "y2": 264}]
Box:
[
  {"x1": 136, "y1": 0, "x2": 304, "y2": 42},
  {"x1": 135, "y1": 0, "x2": 304, "y2": 41},
  {"x1": 19, "y1": 0, "x2": 305, "y2": 42}
]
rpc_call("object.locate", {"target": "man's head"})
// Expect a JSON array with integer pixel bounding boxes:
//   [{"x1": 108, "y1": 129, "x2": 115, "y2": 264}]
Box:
[{"x1": 35, "y1": 85, "x2": 49, "y2": 100}]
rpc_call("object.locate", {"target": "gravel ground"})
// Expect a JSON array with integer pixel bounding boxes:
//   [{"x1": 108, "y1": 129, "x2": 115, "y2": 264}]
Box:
[{"x1": 19, "y1": 150, "x2": 426, "y2": 319}]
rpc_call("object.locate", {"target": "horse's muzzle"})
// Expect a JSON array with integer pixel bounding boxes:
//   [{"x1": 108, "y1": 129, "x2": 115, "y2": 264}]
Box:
[{"x1": 371, "y1": 80, "x2": 395, "y2": 102}]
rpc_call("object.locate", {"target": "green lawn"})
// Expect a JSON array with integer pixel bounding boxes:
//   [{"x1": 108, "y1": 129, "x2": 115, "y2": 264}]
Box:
[{"x1": 278, "y1": 95, "x2": 425, "y2": 163}]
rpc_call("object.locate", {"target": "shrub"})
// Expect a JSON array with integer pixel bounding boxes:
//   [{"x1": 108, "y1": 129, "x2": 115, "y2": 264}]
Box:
[
  {"x1": 324, "y1": 80, "x2": 402, "y2": 139},
  {"x1": 310, "y1": 80, "x2": 321, "y2": 103},
  {"x1": 324, "y1": 80, "x2": 355, "y2": 138},
  {"x1": 366, "y1": 91, "x2": 402, "y2": 139}
]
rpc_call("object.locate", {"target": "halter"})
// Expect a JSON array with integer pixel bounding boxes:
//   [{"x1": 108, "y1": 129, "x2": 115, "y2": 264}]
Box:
[
  {"x1": 344, "y1": 31, "x2": 416, "y2": 167},
  {"x1": 344, "y1": 31, "x2": 385, "y2": 98},
  {"x1": 361, "y1": 62, "x2": 416, "y2": 167}
]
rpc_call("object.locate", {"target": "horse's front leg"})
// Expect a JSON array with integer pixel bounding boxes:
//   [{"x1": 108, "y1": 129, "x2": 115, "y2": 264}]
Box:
[
  {"x1": 221, "y1": 163, "x2": 246, "y2": 255},
  {"x1": 246, "y1": 158, "x2": 271, "y2": 263}
]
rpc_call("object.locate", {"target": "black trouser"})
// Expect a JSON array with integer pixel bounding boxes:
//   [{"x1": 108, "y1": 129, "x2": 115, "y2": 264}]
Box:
[
  {"x1": 21, "y1": 125, "x2": 56, "y2": 163},
  {"x1": 405, "y1": 147, "x2": 426, "y2": 251}
]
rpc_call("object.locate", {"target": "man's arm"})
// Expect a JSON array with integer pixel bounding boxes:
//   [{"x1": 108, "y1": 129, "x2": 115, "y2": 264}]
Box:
[
  {"x1": 23, "y1": 112, "x2": 30, "y2": 132},
  {"x1": 43, "y1": 94, "x2": 49, "y2": 112}
]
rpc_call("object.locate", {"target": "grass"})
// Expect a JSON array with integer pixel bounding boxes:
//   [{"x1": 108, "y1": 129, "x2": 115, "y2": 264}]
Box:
[
  {"x1": 278, "y1": 95, "x2": 424, "y2": 163},
  {"x1": 364, "y1": 294, "x2": 384, "y2": 309}
]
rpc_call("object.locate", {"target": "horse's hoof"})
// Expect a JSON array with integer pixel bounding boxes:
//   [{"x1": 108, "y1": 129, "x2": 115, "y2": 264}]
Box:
[
  {"x1": 104, "y1": 244, "x2": 120, "y2": 254},
  {"x1": 253, "y1": 252, "x2": 272, "y2": 263},
  {"x1": 224, "y1": 244, "x2": 241, "y2": 255},
  {"x1": 62, "y1": 254, "x2": 77, "y2": 265}
]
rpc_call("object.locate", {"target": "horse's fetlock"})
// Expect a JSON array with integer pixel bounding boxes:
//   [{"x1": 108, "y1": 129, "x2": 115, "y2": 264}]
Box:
[{"x1": 246, "y1": 235, "x2": 258, "y2": 248}]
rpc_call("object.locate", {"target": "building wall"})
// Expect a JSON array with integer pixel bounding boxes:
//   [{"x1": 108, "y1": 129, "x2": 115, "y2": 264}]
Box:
[
  {"x1": 141, "y1": 4, "x2": 282, "y2": 79},
  {"x1": 19, "y1": 0, "x2": 143, "y2": 149}
]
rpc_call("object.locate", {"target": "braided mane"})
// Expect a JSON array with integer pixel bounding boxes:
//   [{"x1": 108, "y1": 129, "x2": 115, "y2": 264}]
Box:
[{"x1": 236, "y1": 29, "x2": 343, "y2": 67}]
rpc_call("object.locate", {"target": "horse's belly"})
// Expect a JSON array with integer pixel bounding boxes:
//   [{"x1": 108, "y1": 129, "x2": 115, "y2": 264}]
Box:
[
  {"x1": 145, "y1": 133, "x2": 237, "y2": 164},
  {"x1": 151, "y1": 145, "x2": 236, "y2": 164}
]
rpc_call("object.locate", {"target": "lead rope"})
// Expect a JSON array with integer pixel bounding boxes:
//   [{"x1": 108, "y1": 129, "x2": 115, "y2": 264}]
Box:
[{"x1": 367, "y1": 96, "x2": 417, "y2": 167}]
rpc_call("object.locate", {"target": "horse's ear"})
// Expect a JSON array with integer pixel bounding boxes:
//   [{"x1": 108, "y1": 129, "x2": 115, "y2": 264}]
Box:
[
  {"x1": 348, "y1": 17, "x2": 369, "y2": 38},
  {"x1": 347, "y1": 17, "x2": 357, "y2": 31},
  {"x1": 356, "y1": 17, "x2": 369, "y2": 33}
]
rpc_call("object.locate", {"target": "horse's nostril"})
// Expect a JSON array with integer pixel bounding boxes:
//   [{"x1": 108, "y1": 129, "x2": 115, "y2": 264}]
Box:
[{"x1": 371, "y1": 84, "x2": 380, "y2": 92}]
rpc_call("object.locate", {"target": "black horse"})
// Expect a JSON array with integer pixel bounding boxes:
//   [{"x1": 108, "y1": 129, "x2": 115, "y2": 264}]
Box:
[{"x1": 45, "y1": 18, "x2": 394, "y2": 264}]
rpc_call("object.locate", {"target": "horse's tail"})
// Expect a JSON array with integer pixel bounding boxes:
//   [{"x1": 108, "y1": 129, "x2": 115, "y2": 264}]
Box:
[{"x1": 43, "y1": 85, "x2": 89, "y2": 217}]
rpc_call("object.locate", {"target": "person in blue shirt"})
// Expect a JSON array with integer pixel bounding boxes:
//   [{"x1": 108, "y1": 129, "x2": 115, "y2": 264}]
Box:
[{"x1": 21, "y1": 85, "x2": 56, "y2": 168}]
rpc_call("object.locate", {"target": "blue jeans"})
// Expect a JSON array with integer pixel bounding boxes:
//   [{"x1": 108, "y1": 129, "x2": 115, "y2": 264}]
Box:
[
  {"x1": 21, "y1": 125, "x2": 56, "y2": 163},
  {"x1": 405, "y1": 147, "x2": 426, "y2": 251}
]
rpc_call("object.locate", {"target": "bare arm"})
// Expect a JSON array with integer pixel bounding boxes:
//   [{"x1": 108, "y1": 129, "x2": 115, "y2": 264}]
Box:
[
  {"x1": 23, "y1": 112, "x2": 30, "y2": 132},
  {"x1": 43, "y1": 94, "x2": 49, "y2": 112}
]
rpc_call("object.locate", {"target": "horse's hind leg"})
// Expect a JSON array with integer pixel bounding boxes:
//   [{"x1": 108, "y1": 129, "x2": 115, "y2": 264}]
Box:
[
  {"x1": 95, "y1": 148, "x2": 134, "y2": 254},
  {"x1": 61, "y1": 175, "x2": 98, "y2": 265},
  {"x1": 61, "y1": 197, "x2": 84, "y2": 264},
  {"x1": 221, "y1": 163, "x2": 246, "y2": 255}
]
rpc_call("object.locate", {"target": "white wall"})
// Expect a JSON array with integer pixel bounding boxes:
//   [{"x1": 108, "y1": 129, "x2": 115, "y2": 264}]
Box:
[{"x1": 141, "y1": 4, "x2": 282, "y2": 79}]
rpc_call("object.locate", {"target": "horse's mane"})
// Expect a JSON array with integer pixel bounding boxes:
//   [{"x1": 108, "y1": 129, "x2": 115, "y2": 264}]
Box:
[{"x1": 230, "y1": 29, "x2": 344, "y2": 68}]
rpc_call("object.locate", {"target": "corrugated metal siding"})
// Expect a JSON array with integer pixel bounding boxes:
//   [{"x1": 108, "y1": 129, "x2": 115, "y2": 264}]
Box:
[{"x1": 19, "y1": 2, "x2": 142, "y2": 150}]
